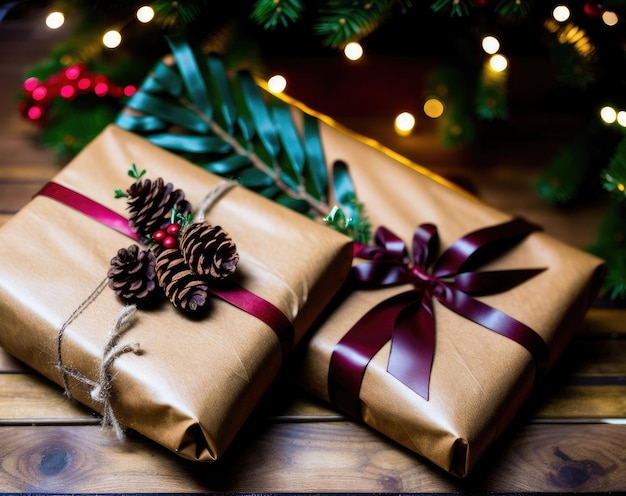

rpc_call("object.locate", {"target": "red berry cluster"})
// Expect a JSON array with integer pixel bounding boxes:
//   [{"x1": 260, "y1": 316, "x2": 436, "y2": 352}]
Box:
[{"x1": 152, "y1": 223, "x2": 181, "y2": 249}]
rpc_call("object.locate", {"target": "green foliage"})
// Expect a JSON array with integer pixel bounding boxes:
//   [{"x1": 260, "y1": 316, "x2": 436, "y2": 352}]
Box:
[
  {"x1": 494, "y1": 0, "x2": 533, "y2": 21},
  {"x1": 424, "y1": 65, "x2": 477, "y2": 148},
  {"x1": 152, "y1": 0, "x2": 213, "y2": 29},
  {"x1": 475, "y1": 66, "x2": 508, "y2": 121},
  {"x1": 535, "y1": 136, "x2": 591, "y2": 205},
  {"x1": 430, "y1": 0, "x2": 472, "y2": 17},
  {"x1": 548, "y1": 36, "x2": 596, "y2": 90},
  {"x1": 250, "y1": 0, "x2": 305, "y2": 29},
  {"x1": 601, "y1": 135, "x2": 626, "y2": 202},
  {"x1": 115, "y1": 37, "x2": 370, "y2": 242},
  {"x1": 313, "y1": 0, "x2": 410, "y2": 47},
  {"x1": 324, "y1": 202, "x2": 371, "y2": 244},
  {"x1": 588, "y1": 202, "x2": 626, "y2": 300},
  {"x1": 38, "y1": 97, "x2": 120, "y2": 158}
]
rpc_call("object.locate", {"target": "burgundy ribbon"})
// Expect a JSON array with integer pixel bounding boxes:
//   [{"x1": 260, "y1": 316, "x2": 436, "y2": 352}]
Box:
[
  {"x1": 36, "y1": 181, "x2": 295, "y2": 353},
  {"x1": 329, "y1": 218, "x2": 549, "y2": 419}
]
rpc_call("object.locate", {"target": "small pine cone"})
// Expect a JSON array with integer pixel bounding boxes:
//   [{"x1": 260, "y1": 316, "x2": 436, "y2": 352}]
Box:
[
  {"x1": 126, "y1": 177, "x2": 191, "y2": 238},
  {"x1": 179, "y1": 221, "x2": 239, "y2": 280},
  {"x1": 107, "y1": 245, "x2": 158, "y2": 305},
  {"x1": 155, "y1": 247, "x2": 210, "y2": 315}
]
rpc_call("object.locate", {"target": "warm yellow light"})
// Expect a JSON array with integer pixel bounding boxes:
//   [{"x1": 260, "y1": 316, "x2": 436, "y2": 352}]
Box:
[
  {"x1": 553, "y1": 5, "x2": 570, "y2": 22},
  {"x1": 136, "y1": 6, "x2": 155, "y2": 23},
  {"x1": 103, "y1": 30, "x2": 122, "y2": 49},
  {"x1": 344, "y1": 42, "x2": 364, "y2": 61},
  {"x1": 45, "y1": 11, "x2": 64, "y2": 29},
  {"x1": 423, "y1": 98, "x2": 444, "y2": 118},
  {"x1": 600, "y1": 106, "x2": 617, "y2": 124},
  {"x1": 602, "y1": 11, "x2": 619, "y2": 26},
  {"x1": 618, "y1": 183, "x2": 626, "y2": 192},
  {"x1": 617, "y1": 110, "x2": 626, "y2": 127},
  {"x1": 482, "y1": 36, "x2": 500, "y2": 55},
  {"x1": 394, "y1": 112, "x2": 415, "y2": 136},
  {"x1": 267, "y1": 74, "x2": 287, "y2": 93},
  {"x1": 489, "y1": 54, "x2": 508, "y2": 72}
]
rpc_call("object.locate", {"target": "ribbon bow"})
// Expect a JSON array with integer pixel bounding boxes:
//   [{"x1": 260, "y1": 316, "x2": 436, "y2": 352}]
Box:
[{"x1": 328, "y1": 218, "x2": 549, "y2": 419}]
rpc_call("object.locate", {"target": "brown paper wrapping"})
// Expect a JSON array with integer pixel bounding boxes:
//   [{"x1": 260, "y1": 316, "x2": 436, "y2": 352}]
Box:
[
  {"x1": 0, "y1": 124, "x2": 353, "y2": 461},
  {"x1": 287, "y1": 104, "x2": 606, "y2": 477}
]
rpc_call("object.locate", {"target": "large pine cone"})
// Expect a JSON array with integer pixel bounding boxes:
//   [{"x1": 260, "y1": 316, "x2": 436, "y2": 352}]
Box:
[
  {"x1": 179, "y1": 221, "x2": 239, "y2": 280},
  {"x1": 155, "y1": 247, "x2": 210, "y2": 315},
  {"x1": 126, "y1": 177, "x2": 191, "y2": 239},
  {"x1": 107, "y1": 245, "x2": 158, "y2": 305}
]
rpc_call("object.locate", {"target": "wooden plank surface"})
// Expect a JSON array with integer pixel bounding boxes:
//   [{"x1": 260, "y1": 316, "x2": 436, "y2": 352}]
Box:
[{"x1": 1, "y1": 4, "x2": 625, "y2": 494}]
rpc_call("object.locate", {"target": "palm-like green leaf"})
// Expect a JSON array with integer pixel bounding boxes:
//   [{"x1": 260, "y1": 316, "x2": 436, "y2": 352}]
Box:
[{"x1": 115, "y1": 36, "x2": 369, "y2": 242}]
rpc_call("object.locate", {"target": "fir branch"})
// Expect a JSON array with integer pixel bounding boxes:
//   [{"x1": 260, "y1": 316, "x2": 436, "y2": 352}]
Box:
[
  {"x1": 250, "y1": 0, "x2": 305, "y2": 29},
  {"x1": 604, "y1": 256, "x2": 626, "y2": 301},
  {"x1": 152, "y1": 0, "x2": 211, "y2": 29},
  {"x1": 601, "y1": 135, "x2": 626, "y2": 202},
  {"x1": 535, "y1": 139, "x2": 590, "y2": 205},
  {"x1": 314, "y1": 0, "x2": 394, "y2": 47},
  {"x1": 494, "y1": 0, "x2": 533, "y2": 21},
  {"x1": 430, "y1": 0, "x2": 472, "y2": 17}
]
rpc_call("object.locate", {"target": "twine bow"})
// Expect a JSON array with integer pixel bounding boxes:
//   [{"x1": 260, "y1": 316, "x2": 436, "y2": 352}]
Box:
[{"x1": 328, "y1": 218, "x2": 549, "y2": 419}]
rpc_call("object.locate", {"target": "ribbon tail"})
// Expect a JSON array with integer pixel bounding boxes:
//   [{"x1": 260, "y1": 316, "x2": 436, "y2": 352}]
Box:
[
  {"x1": 436, "y1": 286, "x2": 549, "y2": 380},
  {"x1": 328, "y1": 291, "x2": 418, "y2": 419},
  {"x1": 387, "y1": 291, "x2": 435, "y2": 400}
]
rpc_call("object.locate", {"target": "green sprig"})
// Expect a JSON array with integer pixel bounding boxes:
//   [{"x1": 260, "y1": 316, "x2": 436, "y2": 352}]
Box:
[
  {"x1": 128, "y1": 163, "x2": 147, "y2": 180},
  {"x1": 170, "y1": 207, "x2": 193, "y2": 230},
  {"x1": 114, "y1": 164, "x2": 147, "y2": 198},
  {"x1": 601, "y1": 135, "x2": 626, "y2": 202},
  {"x1": 324, "y1": 200, "x2": 371, "y2": 245}
]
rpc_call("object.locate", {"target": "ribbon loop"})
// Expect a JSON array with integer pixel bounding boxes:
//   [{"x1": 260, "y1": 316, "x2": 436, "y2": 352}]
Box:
[{"x1": 412, "y1": 223, "x2": 439, "y2": 269}]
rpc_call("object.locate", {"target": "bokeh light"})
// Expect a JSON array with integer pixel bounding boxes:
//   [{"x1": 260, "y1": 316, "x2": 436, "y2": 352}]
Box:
[
  {"x1": 103, "y1": 30, "x2": 122, "y2": 49},
  {"x1": 394, "y1": 112, "x2": 416, "y2": 136},
  {"x1": 45, "y1": 12, "x2": 64, "y2": 29},
  {"x1": 344, "y1": 42, "x2": 364, "y2": 61},
  {"x1": 267, "y1": 74, "x2": 287, "y2": 93},
  {"x1": 136, "y1": 6, "x2": 155, "y2": 23}
]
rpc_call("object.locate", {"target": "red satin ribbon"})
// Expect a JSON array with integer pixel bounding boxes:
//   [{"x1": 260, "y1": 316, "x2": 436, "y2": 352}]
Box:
[
  {"x1": 329, "y1": 218, "x2": 548, "y2": 419},
  {"x1": 36, "y1": 181, "x2": 295, "y2": 354}
]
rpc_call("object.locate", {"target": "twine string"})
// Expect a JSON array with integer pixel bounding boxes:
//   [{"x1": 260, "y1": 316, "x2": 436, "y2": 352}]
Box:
[
  {"x1": 56, "y1": 281, "x2": 140, "y2": 440},
  {"x1": 193, "y1": 179, "x2": 237, "y2": 223}
]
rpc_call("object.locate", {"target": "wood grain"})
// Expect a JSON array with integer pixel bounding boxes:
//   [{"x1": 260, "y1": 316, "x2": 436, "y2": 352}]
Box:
[{"x1": 0, "y1": 422, "x2": 624, "y2": 493}]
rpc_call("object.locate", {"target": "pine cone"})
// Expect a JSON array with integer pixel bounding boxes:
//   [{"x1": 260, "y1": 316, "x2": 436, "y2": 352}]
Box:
[
  {"x1": 126, "y1": 177, "x2": 191, "y2": 238},
  {"x1": 155, "y1": 247, "x2": 210, "y2": 315},
  {"x1": 179, "y1": 221, "x2": 239, "y2": 280},
  {"x1": 107, "y1": 245, "x2": 158, "y2": 305}
]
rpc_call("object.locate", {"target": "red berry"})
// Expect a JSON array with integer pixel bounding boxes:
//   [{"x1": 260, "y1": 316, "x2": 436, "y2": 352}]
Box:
[
  {"x1": 166, "y1": 223, "x2": 181, "y2": 236},
  {"x1": 162, "y1": 236, "x2": 178, "y2": 249},
  {"x1": 152, "y1": 229, "x2": 166, "y2": 242}
]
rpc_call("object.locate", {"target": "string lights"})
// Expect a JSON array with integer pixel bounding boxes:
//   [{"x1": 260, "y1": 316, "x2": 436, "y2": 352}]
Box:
[{"x1": 34, "y1": 2, "x2": 626, "y2": 136}]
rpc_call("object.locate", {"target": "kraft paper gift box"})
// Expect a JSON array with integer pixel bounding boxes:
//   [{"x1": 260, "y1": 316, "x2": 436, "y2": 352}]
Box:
[
  {"x1": 0, "y1": 124, "x2": 353, "y2": 461},
  {"x1": 292, "y1": 113, "x2": 606, "y2": 477},
  {"x1": 109, "y1": 41, "x2": 604, "y2": 475}
]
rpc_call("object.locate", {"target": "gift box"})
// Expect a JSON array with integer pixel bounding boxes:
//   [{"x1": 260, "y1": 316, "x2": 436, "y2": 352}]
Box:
[
  {"x1": 0, "y1": 124, "x2": 353, "y2": 461},
  {"x1": 293, "y1": 116, "x2": 606, "y2": 477},
  {"x1": 112, "y1": 40, "x2": 605, "y2": 476}
]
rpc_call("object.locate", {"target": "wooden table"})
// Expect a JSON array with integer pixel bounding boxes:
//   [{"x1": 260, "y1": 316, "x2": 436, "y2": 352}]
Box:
[{"x1": 1, "y1": 6, "x2": 625, "y2": 494}]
